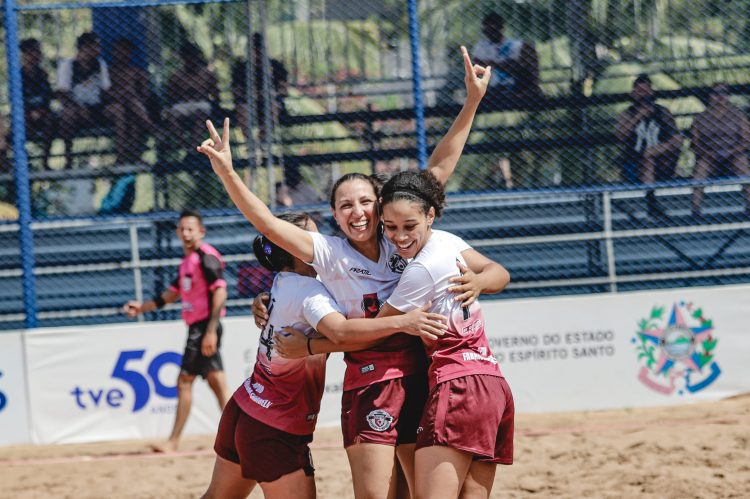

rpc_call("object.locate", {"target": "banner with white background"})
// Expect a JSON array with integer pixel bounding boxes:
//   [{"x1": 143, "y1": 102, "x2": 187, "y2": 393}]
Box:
[
  {"x1": 483, "y1": 283, "x2": 750, "y2": 413},
  {"x1": 0, "y1": 332, "x2": 31, "y2": 446},
  {"x1": 9, "y1": 283, "x2": 750, "y2": 445},
  {"x1": 24, "y1": 318, "x2": 256, "y2": 444}
]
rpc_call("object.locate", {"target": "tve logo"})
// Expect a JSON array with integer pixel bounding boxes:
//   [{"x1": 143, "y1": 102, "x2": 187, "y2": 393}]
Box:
[
  {"x1": 0, "y1": 370, "x2": 7, "y2": 412},
  {"x1": 70, "y1": 350, "x2": 181, "y2": 412}
]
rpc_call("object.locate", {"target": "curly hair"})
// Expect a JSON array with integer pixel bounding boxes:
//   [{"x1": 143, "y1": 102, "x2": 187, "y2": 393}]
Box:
[
  {"x1": 380, "y1": 170, "x2": 445, "y2": 218},
  {"x1": 252, "y1": 212, "x2": 312, "y2": 272}
]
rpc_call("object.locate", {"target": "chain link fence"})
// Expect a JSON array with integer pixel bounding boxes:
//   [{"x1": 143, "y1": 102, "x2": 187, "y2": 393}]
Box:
[{"x1": 3, "y1": 0, "x2": 750, "y2": 328}]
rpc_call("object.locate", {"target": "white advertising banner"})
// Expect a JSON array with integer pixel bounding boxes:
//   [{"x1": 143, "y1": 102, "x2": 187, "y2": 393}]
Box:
[
  {"x1": 0, "y1": 332, "x2": 31, "y2": 445},
  {"x1": 484, "y1": 283, "x2": 750, "y2": 413},
  {"x1": 25, "y1": 317, "x2": 258, "y2": 444},
  {"x1": 18, "y1": 283, "x2": 750, "y2": 445}
]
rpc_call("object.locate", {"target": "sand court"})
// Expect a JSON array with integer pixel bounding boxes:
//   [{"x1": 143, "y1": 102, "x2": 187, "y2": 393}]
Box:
[{"x1": 2, "y1": 394, "x2": 748, "y2": 498}]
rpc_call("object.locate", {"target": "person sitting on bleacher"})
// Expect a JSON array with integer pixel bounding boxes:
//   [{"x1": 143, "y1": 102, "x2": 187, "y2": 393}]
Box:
[
  {"x1": 690, "y1": 82, "x2": 750, "y2": 219},
  {"x1": 471, "y1": 11, "x2": 542, "y2": 105},
  {"x1": 615, "y1": 74, "x2": 682, "y2": 218},
  {"x1": 162, "y1": 42, "x2": 220, "y2": 155},
  {"x1": 56, "y1": 32, "x2": 112, "y2": 169},
  {"x1": 231, "y1": 33, "x2": 289, "y2": 140},
  {"x1": 20, "y1": 38, "x2": 54, "y2": 169},
  {"x1": 106, "y1": 37, "x2": 157, "y2": 165}
]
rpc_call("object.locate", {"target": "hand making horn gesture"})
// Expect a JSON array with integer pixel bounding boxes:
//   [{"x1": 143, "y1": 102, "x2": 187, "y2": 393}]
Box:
[{"x1": 461, "y1": 45, "x2": 491, "y2": 104}]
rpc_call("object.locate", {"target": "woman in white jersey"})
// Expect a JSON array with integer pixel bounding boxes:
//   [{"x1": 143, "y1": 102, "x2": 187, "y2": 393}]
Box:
[
  {"x1": 198, "y1": 46, "x2": 492, "y2": 499},
  {"x1": 203, "y1": 212, "x2": 447, "y2": 499},
  {"x1": 320, "y1": 170, "x2": 513, "y2": 499}
]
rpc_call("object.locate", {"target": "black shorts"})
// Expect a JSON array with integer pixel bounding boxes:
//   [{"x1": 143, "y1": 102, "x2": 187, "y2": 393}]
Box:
[{"x1": 182, "y1": 319, "x2": 224, "y2": 378}]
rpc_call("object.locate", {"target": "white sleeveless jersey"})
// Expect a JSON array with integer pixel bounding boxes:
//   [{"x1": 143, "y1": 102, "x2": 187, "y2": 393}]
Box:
[
  {"x1": 387, "y1": 230, "x2": 502, "y2": 389},
  {"x1": 234, "y1": 271, "x2": 341, "y2": 435},
  {"x1": 309, "y1": 232, "x2": 424, "y2": 390}
]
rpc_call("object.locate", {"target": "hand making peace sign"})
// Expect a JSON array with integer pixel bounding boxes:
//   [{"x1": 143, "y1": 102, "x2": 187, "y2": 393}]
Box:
[{"x1": 197, "y1": 118, "x2": 234, "y2": 177}]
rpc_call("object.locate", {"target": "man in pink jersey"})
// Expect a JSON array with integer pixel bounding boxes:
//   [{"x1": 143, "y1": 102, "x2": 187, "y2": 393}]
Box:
[{"x1": 125, "y1": 209, "x2": 230, "y2": 452}]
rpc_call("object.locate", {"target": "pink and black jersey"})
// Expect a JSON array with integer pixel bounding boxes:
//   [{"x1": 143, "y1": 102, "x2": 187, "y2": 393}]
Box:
[
  {"x1": 387, "y1": 230, "x2": 502, "y2": 390},
  {"x1": 309, "y1": 232, "x2": 424, "y2": 391},
  {"x1": 234, "y1": 272, "x2": 342, "y2": 436},
  {"x1": 168, "y1": 243, "x2": 227, "y2": 325}
]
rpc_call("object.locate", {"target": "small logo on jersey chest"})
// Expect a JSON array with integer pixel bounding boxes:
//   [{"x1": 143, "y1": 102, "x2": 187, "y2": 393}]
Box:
[
  {"x1": 182, "y1": 275, "x2": 192, "y2": 291},
  {"x1": 388, "y1": 255, "x2": 407, "y2": 274},
  {"x1": 361, "y1": 293, "x2": 382, "y2": 318},
  {"x1": 366, "y1": 409, "x2": 393, "y2": 432},
  {"x1": 360, "y1": 363, "x2": 375, "y2": 374},
  {"x1": 349, "y1": 267, "x2": 372, "y2": 275}
]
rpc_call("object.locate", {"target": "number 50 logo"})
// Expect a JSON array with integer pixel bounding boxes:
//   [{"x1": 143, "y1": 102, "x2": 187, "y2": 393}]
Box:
[
  {"x1": 113, "y1": 350, "x2": 182, "y2": 412},
  {"x1": 70, "y1": 350, "x2": 181, "y2": 412}
]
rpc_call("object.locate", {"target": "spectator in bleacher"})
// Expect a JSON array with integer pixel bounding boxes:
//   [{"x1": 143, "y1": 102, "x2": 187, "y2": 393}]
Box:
[
  {"x1": 615, "y1": 74, "x2": 682, "y2": 218},
  {"x1": 470, "y1": 11, "x2": 542, "y2": 104},
  {"x1": 232, "y1": 33, "x2": 297, "y2": 188},
  {"x1": 231, "y1": 33, "x2": 289, "y2": 137},
  {"x1": 56, "y1": 32, "x2": 112, "y2": 169},
  {"x1": 690, "y1": 82, "x2": 750, "y2": 218},
  {"x1": 163, "y1": 42, "x2": 220, "y2": 154},
  {"x1": 106, "y1": 37, "x2": 157, "y2": 165},
  {"x1": 20, "y1": 38, "x2": 54, "y2": 169}
]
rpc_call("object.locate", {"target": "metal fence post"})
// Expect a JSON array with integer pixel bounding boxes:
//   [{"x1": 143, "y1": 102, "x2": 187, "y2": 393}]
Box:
[
  {"x1": 602, "y1": 191, "x2": 618, "y2": 293},
  {"x1": 407, "y1": 0, "x2": 427, "y2": 170},
  {"x1": 258, "y1": 0, "x2": 276, "y2": 206},
  {"x1": 4, "y1": 0, "x2": 38, "y2": 328},
  {"x1": 128, "y1": 224, "x2": 145, "y2": 323}
]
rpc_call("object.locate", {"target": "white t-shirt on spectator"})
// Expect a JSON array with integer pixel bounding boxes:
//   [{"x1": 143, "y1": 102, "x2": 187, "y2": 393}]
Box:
[
  {"x1": 56, "y1": 57, "x2": 111, "y2": 106},
  {"x1": 471, "y1": 37, "x2": 523, "y2": 89}
]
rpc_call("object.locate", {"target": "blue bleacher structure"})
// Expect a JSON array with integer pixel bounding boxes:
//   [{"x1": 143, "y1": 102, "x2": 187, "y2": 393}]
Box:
[{"x1": 2, "y1": 177, "x2": 750, "y2": 331}]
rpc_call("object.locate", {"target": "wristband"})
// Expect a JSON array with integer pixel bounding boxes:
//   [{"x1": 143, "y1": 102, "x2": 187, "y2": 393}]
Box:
[
  {"x1": 153, "y1": 296, "x2": 166, "y2": 309},
  {"x1": 307, "y1": 337, "x2": 314, "y2": 356}
]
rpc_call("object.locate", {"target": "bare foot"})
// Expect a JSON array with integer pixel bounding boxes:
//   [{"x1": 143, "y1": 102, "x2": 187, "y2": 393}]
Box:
[{"x1": 150, "y1": 440, "x2": 178, "y2": 453}]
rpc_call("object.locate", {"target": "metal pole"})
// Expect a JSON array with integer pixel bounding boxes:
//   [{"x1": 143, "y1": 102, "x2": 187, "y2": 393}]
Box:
[
  {"x1": 407, "y1": 0, "x2": 427, "y2": 169},
  {"x1": 258, "y1": 0, "x2": 276, "y2": 206},
  {"x1": 129, "y1": 224, "x2": 144, "y2": 323},
  {"x1": 602, "y1": 191, "x2": 618, "y2": 293},
  {"x1": 244, "y1": 0, "x2": 258, "y2": 190},
  {"x1": 4, "y1": 0, "x2": 38, "y2": 328}
]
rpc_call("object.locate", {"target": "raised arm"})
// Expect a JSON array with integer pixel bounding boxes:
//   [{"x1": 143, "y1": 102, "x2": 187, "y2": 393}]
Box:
[
  {"x1": 428, "y1": 46, "x2": 491, "y2": 185},
  {"x1": 197, "y1": 118, "x2": 314, "y2": 263}
]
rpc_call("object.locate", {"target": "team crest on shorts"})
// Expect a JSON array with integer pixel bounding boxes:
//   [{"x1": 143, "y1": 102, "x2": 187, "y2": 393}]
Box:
[
  {"x1": 366, "y1": 409, "x2": 393, "y2": 432},
  {"x1": 633, "y1": 301, "x2": 720, "y2": 396}
]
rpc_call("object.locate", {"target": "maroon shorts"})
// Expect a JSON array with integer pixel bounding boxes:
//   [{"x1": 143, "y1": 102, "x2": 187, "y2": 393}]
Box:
[
  {"x1": 214, "y1": 398, "x2": 315, "y2": 482},
  {"x1": 341, "y1": 373, "x2": 428, "y2": 448},
  {"x1": 416, "y1": 375, "x2": 514, "y2": 464}
]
